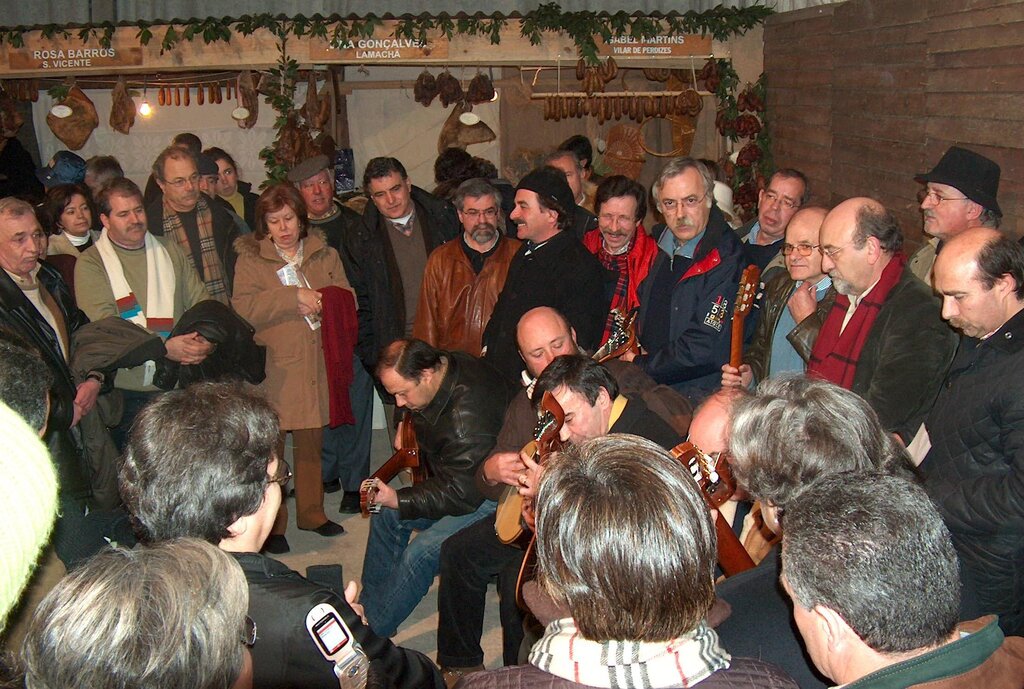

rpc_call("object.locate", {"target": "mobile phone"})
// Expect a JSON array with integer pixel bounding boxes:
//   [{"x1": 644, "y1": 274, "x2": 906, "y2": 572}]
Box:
[{"x1": 305, "y1": 603, "x2": 369, "y2": 688}]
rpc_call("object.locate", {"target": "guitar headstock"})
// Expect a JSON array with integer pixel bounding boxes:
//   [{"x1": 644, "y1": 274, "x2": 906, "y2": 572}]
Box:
[
  {"x1": 734, "y1": 265, "x2": 760, "y2": 320},
  {"x1": 669, "y1": 441, "x2": 737, "y2": 509},
  {"x1": 535, "y1": 391, "x2": 565, "y2": 455},
  {"x1": 594, "y1": 309, "x2": 638, "y2": 362}
]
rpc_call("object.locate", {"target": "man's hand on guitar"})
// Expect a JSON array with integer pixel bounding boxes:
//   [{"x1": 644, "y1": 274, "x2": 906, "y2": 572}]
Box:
[
  {"x1": 482, "y1": 451, "x2": 526, "y2": 487},
  {"x1": 721, "y1": 363, "x2": 753, "y2": 389},
  {"x1": 362, "y1": 478, "x2": 399, "y2": 511},
  {"x1": 517, "y1": 451, "x2": 544, "y2": 500}
]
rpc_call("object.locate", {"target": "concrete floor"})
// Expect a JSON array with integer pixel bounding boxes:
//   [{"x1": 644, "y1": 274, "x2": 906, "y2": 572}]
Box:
[{"x1": 275, "y1": 428, "x2": 505, "y2": 667}]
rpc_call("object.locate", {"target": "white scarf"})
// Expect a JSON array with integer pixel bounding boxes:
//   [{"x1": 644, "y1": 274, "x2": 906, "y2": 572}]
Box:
[
  {"x1": 94, "y1": 229, "x2": 176, "y2": 338},
  {"x1": 530, "y1": 618, "x2": 731, "y2": 689}
]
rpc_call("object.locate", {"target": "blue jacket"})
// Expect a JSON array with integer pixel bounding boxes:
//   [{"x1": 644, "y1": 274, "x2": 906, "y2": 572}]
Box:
[{"x1": 636, "y1": 206, "x2": 746, "y2": 401}]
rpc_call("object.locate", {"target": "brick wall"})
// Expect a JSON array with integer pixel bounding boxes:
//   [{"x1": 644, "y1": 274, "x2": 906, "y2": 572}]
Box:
[{"x1": 765, "y1": 0, "x2": 1024, "y2": 243}]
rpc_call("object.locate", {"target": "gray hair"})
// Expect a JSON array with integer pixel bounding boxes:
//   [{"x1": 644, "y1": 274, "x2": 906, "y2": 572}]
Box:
[
  {"x1": 852, "y1": 202, "x2": 903, "y2": 254},
  {"x1": 729, "y1": 375, "x2": 913, "y2": 509},
  {"x1": 653, "y1": 157, "x2": 714, "y2": 208},
  {"x1": 23, "y1": 539, "x2": 248, "y2": 689},
  {"x1": 783, "y1": 472, "x2": 960, "y2": 654},
  {"x1": 0, "y1": 197, "x2": 36, "y2": 222},
  {"x1": 545, "y1": 149, "x2": 583, "y2": 171},
  {"x1": 452, "y1": 178, "x2": 502, "y2": 212},
  {"x1": 537, "y1": 434, "x2": 716, "y2": 641}
]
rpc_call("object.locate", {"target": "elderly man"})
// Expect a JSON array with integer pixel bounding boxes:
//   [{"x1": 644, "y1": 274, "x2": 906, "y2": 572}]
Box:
[
  {"x1": 360, "y1": 338, "x2": 512, "y2": 639},
  {"x1": 146, "y1": 146, "x2": 239, "y2": 303},
  {"x1": 545, "y1": 149, "x2": 598, "y2": 239},
  {"x1": 482, "y1": 167, "x2": 608, "y2": 384},
  {"x1": 924, "y1": 228, "x2": 1024, "y2": 636},
  {"x1": 627, "y1": 157, "x2": 746, "y2": 402},
  {"x1": 910, "y1": 146, "x2": 1002, "y2": 284},
  {"x1": 783, "y1": 472, "x2": 1024, "y2": 688},
  {"x1": 289, "y1": 155, "x2": 375, "y2": 512},
  {"x1": 722, "y1": 207, "x2": 834, "y2": 388},
  {"x1": 75, "y1": 178, "x2": 212, "y2": 448},
  {"x1": 460, "y1": 435, "x2": 798, "y2": 689},
  {"x1": 807, "y1": 197, "x2": 956, "y2": 440},
  {"x1": 119, "y1": 380, "x2": 442, "y2": 689},
  {"x1": 716, "y1": 376, "x2": 916, "y2": 689},
  {"x1": 738, "y1": 168, "x2": 809, "y2": 273},
  {"x1": 343, "y1": 157, "x2": 459, "y2": 371},
  {"x1": 581, "y1": 175, "x2": 658, "y2": 346},
  {"x1": 414, "y1": 178, "x2": 520, "y2": 356},
  {"x1": 437, "y1": 307, "x2": 690, "y2": 682}
]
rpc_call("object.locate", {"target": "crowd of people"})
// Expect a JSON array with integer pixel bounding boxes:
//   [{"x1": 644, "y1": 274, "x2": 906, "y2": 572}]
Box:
[{"x1": 0, "y1": 129, "x2": 1022, "y2": 689}]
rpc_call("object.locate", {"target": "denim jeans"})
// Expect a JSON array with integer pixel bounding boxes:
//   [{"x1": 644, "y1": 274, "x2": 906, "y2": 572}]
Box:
[
  {"x1": 360, "y1": 500, "x2": 496, "y2": 638},
  {"x1": 321, "y1": 356, "x2": 374, "y2": 491}
]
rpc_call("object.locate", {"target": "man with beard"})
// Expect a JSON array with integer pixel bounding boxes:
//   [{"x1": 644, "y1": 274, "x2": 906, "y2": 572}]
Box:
[
  {"x1": 414, "y1": 179, "x2": 520, "y2": 356},
  {"x1": 581, "y1": 175, "x2": 658, "y2": 347},
  {"x1": 909, "y1": 146, "x2": 1002, "y2": 285},
  {"x1": 624, "y1": 157, "x2": 746, "y2": 403},
  {"x1": 807, "y1": 197, "x2": 955, "y2": 441}
]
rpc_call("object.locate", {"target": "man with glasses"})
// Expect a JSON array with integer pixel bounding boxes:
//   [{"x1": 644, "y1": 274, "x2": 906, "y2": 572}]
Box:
[
  {"x1": 147, "y1": 145, "x2": 239, "y2": 303},
  {"x1": 806, "y1": 197, "x2": 955, "y2": 441},
  {"x1": 625, "y1": 157, "x2": 746, "y2": 402},
  {"x1": 118, "y1": 380, "x2": 444, "y2": 689},
  {"x1": 413, "y1": 178, "x2": 520, "y2": 356},
  {"x1": 722, "y1": 207, "x2": 834, "y2": 388},
  {"x1": 910, "y1": 146, "x2": 1002, "y2": 285},
  {"x1": 738, "y1": 168, "x2": 809, "y2": 274}
]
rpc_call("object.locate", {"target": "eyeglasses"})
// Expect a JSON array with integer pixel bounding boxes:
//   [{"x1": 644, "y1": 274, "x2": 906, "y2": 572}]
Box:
[
  {"x1": 241, "y1": 616, "x2": 257, "y2": 647},
  {"x1": 166, "y1": 173, "x2": 199, "y2": 189},
  {"x1": 461, "y1": 207, "x2": 499, "y2": 220},
  {"x1": 781, "y1": 243, "x2": 819, "y2": 257},
  {"x1": 660, "y1": 192, "x2": 708, "y2": 211},
  {"x1": 762, "y1": 190, "x2": 800, "y2": 210},
  {"x1": 918, "y1": 188, "x2": 970, "y2": 205},
  {"x1": 269, "y1": 461, "x2": 293, "y2": 487},
  {"x1": 818, "y1": 242, "x2": 856, "y2": 258}
]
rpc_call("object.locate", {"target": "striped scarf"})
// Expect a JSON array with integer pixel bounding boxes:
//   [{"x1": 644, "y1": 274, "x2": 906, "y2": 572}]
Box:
[
  {"x1": 162, "y1": 195, "x2": 228, "y2": 303},
  {"x1": 530, "y1": 617, "x2": 730, "y2": 688},
  {"x1": 597, "y1": 240, "x2": 632, "y2": 345}
]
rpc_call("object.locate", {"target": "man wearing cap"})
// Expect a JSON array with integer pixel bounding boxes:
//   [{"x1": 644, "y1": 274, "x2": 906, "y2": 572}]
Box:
[
  {"x1": 289, "y1": 155, "x2": 374, "y2": 512},
  {"x1": 146, "y1": 146, "x2": 238, "y2": 303},
  {"x1": 623, "y1": 157, "x2": 746, "y2": 403},
  {"x1": 910, "y1": 145, "x2": 1002, "y2": 285},
  {"x1": 343, "y1": 157, "x2": 459, "y2": 372},
  {"x1": 481, "y1": 166, "x2": 608, "y2": 384},
  {"x1": 37, "y1": 151, "x2": 86, "y2": 189}
]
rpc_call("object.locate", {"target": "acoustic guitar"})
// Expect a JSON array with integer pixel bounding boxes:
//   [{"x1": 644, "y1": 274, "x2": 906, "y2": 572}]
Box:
[
  {"x1": 593, "y1": 308, "x2": 638, "y2": 363},
  {"x1": 731, "y1": 264, "x2": 761, "y2": 368},
  {"x1": 493, "y1": 391, "x2": 564, "y2": 544},
  {"x1": 359, "y1": 412, "x2": 424, "y2": 517},
  {"x1": 670, "y1": 441, "x2": 756, "y2": 577}
]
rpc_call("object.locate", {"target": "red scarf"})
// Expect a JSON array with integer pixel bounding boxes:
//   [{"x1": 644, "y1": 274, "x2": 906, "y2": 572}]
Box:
[
  {"x1": 319, "y1": 286, "x2": 358, "y2": 427},
  {"x1": 807, "y1": 253, "x2": 907, "y2": 389}
]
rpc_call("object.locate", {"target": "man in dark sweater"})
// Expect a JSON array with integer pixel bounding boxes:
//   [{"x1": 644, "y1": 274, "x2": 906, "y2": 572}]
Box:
[
  {"x1": 119, "y1": 380, "x2": 442, "y2": 689},
  {"x1": 482, "y1": 167, "x2": 608, "y2": 384}
]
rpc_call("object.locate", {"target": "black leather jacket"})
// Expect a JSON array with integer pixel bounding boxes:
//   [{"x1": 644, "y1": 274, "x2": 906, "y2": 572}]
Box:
[
  {"x1": 399, "y1": 352, "x2": 512, "y2": 521},
  {"x1": 0, "y1": 261, "x2": 91, "y2": 498},
  {"x1": 745, "y1": 270, "x2": 836, "y2": 384},
  {"x1": 233, "y1": 552, "x2": 443, "y2": 689},
  {"x1": 342, "y1": 186, "x2": 459, "y2": 370}
]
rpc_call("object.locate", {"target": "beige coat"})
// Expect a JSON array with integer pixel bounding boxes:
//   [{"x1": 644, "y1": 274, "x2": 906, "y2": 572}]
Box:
[{"x1": 232, "y1": 232, "x2": 353, "y2": 430}]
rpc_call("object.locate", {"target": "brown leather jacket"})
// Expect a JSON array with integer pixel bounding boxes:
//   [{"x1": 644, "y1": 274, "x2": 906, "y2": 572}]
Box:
[
  {"x1": 413, "y1": 236, "x2": 520, "y2": 356},
  {"x1": 746, "y1": 271, "x2": 836, "y2": 384}
]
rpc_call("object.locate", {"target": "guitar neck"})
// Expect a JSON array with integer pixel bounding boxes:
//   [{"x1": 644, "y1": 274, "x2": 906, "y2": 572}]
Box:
[{"x1": 729, "y1": 317, "x2": 745, "y2": 369}]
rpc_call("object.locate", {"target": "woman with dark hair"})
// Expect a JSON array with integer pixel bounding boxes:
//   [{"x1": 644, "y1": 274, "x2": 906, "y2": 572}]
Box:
[
  {"x1": 40, "y1": 183, "x2": 97, "y2": 256},
  {"x1": 205, "y1": 147, "x2": 259, "y2": 228},
  {"x1": 231, "y1": 183, "x2": 352, "y2": 549}
]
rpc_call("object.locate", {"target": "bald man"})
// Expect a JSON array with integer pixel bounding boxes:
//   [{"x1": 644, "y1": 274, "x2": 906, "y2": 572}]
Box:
[
  {"x1": 923, "y1": 227, "x2": 1024, "y2": 636},
  {"x1": 723, "y1": 207, "x2": 835, "y2": 388},
  {"x1": 805, "y1": 197, "x2": 955, "y2": 441}
]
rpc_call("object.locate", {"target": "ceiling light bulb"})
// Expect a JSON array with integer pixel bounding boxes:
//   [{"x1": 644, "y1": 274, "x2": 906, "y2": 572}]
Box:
[{"x1": 138, "y1": 99, "x2": 152, "y2": 117}]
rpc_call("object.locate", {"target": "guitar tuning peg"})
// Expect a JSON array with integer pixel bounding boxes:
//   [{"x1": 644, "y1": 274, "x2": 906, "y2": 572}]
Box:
[{"x1": 709, "y1": 471, "x2": 720, "y2": 483}]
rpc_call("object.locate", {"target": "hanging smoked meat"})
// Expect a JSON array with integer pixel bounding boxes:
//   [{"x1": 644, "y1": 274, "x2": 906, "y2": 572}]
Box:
[
  {"x1": 436, "y1": 70, "x2": 463, "y2": 107},
  {"x1": 47, "y1": 84, "x2": 98, "y2": 150},
  {"x1": 303, "y1": 72, "x2": 330, "y2": 131},
  {"x1": 109, "y1": 76, "x2": 135, "y2": 135},
  {"x1": 0, "y1": 90, "x2": 24, "y2": 137},
  {"x1": 413, "y1": 70, "x2": 437, "y2": 107},
  {"x1": 465, "y1": 73, "x2": 495, "y2": 105},
  {"x1": 236, "y1": 70, "x2": 259, "y2": 129}
]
